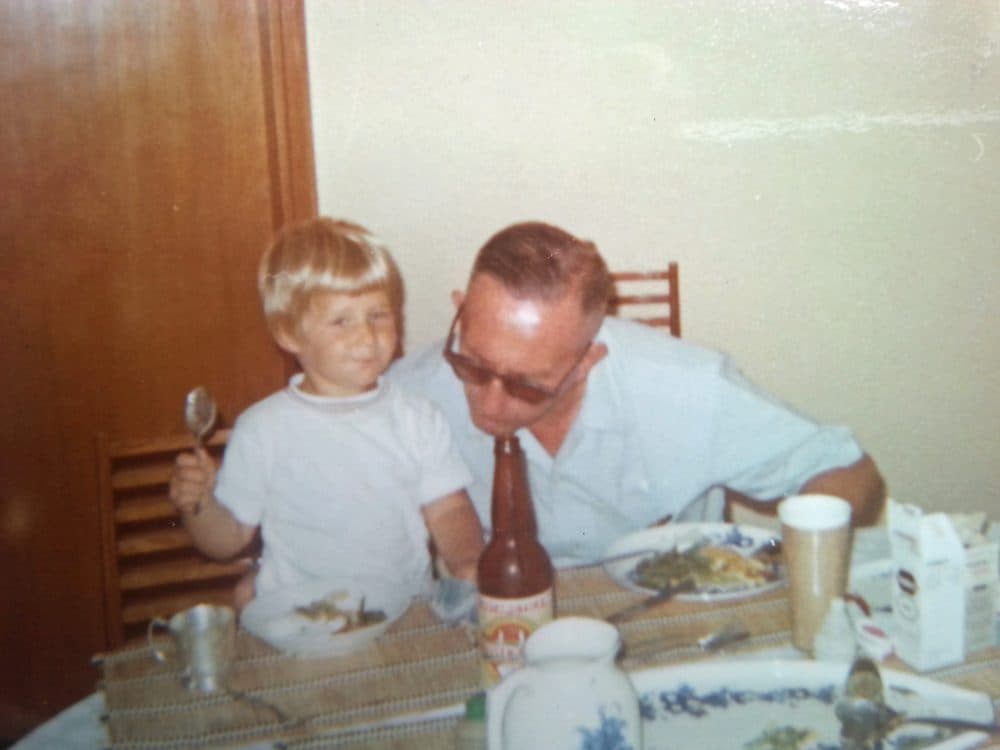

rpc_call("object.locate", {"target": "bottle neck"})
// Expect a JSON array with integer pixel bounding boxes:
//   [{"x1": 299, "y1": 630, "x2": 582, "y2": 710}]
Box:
[{"x1": 490, "y1": 436, "x2": 538, "y2": 538}]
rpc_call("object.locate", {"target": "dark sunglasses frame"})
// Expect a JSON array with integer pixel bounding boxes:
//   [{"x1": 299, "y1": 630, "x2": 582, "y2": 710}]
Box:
[{"x1": 441, "y1": 306, "x2": 591, "y2": 404}]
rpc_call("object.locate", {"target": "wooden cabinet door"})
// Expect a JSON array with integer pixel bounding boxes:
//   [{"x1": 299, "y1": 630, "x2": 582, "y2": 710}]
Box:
[{"x1": 0, "y1": 0, "x2": 316, "y2": 736}]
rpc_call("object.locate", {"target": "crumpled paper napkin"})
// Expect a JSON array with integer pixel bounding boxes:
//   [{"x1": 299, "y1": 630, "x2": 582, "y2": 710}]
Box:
[{"x1": 430, "y1": 577, "x2": 478, "y2": 626}]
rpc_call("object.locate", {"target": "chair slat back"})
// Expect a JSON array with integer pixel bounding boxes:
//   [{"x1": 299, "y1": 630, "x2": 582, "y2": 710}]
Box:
[
  {"x1": 96, "y1": 429, "x2": 257, "y2": 646},
  {"x1": 608, "y1": 262, "x2": 680, "y2": 337}
]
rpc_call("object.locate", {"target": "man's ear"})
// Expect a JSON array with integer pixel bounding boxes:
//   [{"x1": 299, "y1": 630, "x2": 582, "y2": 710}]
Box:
[
  {"x1": 569, "y1": 341, "x2": 608, "y2": 390},
  {"x1": 582, "y1": 341, "x2": 609, "y2": 373},
  {"x1": 450, "y1": 289, "x2": 464, "y2": 309}
]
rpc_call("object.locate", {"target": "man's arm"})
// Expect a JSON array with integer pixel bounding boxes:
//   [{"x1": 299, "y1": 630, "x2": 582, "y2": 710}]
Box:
[
  {"x1": 725, "y1": 454, "x2": 886, "y2": 527},
  {"x1": 422, "y1": 489, "x2": 485, "y2": 582},
  {"x1": 799, "y1": 453, "x2": 886, "y2": 526}
]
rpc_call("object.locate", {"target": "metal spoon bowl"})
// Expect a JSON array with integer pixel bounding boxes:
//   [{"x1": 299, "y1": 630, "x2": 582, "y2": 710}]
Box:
[
  {"x1": 183, "y1": 386, "x2": 217, "y2": 514},
  {"x1": 836, "y1": 657, "x2": 894, "y2": 750},
  {"x1": 836, "y1": 656, "x2": 1000, "y2": 749},
  {"x1": 185, "y1": 386, "x2": 218, "y2": 447}
]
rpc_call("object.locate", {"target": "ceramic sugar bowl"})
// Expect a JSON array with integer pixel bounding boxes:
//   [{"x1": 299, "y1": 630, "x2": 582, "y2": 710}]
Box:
[{"x1": 486, "y1": 616, "x2": 641, "y2": 750}]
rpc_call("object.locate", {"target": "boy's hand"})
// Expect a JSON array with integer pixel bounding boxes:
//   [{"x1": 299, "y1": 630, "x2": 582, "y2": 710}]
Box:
[{"x1": 169, "y1": 448, "x2": 217, "y2": 514}]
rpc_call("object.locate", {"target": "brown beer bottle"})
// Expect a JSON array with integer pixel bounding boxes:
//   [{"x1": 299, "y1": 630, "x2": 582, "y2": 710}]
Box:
[{"x1": 476, "y1": 435, "x2": 554, "y2": 685}]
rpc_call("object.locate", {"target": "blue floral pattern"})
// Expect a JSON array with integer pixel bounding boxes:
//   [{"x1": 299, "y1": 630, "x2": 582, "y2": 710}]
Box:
[
  {"x1": 639, "y1": 682, "x2": 837, "y2": 721},
  {"x1": 722, "y1": 525, "x2": 758, "y2": 549},
  {"x1": 637, "y1": 682, "x2": 958, "y2": 750},
  {"x1": 576, "y1": 708, "x2": 637, "y2": 750}
]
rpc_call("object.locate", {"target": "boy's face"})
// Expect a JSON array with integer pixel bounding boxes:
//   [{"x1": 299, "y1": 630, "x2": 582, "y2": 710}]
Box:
[{"x1": 279, "y1": 289, "x2": 398, "y2": 397}]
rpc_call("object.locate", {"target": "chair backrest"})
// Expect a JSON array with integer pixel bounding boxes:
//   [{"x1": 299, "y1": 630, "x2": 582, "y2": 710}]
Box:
[
  {"x1": 607, "y1": 262, "x2": 681, "y2": 337},
  {"x1": 96, "y1": 429, "x2": 258, "y2": 647}
]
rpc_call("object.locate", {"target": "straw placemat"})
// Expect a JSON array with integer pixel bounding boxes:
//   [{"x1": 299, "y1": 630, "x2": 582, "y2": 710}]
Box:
[
  {"x1": 96, "y1": 602, "x2": 479, "y2": 750},
  {"x1": 95, "y1": 568, "x2": 791, "y2": 749},
  {"x1": 96, "y1": 568, "x2": 999, "y2": 750},
  {"x1": 276, "y1": 649, "x2": 1000, "y2": 750}
]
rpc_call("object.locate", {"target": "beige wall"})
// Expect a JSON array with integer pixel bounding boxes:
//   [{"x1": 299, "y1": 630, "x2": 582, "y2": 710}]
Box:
[{"x1": 305, "y1": 1, "x2": 1000, "y2": 516}]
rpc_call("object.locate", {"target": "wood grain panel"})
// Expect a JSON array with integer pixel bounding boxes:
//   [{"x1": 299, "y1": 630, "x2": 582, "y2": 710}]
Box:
[{"x1": 0, "y1": 0, "x2": 315, "y2": 737}]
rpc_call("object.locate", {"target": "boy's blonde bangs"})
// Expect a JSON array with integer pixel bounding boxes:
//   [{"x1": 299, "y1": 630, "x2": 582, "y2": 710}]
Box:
[{"x1": 259, "y1": 218, "x2": 403, "y2": 336}]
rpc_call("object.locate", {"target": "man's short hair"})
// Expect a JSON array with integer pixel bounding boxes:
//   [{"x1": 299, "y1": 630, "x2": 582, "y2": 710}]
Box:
[{"x1": 471, "y1": 221, "x2": 611, "y2": 316}]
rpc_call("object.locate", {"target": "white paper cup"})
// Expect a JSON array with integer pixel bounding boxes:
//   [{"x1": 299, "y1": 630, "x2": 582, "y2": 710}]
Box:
[{"x1": 778, "y1": 494, "x2": 853, "y2": 654}]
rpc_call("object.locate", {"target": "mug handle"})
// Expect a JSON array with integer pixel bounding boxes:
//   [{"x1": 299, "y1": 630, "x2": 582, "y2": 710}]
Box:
[
  {"x1": 146, "y1": 617, "x2": 171, "y2": 662},
  {"x1": 485, "y1": 670, "x2": 535, "y2": 750}
]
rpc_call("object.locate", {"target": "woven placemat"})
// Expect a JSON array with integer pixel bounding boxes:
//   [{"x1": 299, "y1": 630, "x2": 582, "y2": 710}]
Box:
[
  {"x1": 96, "y1": 602, "x2": 479, "y2": 750},
  {"x1": 96, "y1": 568, "x2": 999, "y2": 749},
  {"x1": 277, "y1": 715, "x2": 464, "y2": 750},
  {"x1": 96, "y1": 569, "x2": 793, "y2": 748}
]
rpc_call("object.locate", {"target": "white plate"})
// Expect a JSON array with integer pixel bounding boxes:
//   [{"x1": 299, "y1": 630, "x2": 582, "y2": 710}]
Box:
[
  {"x1": 240, "y1": 578, "x2": 411, "y2": 658},
  {"x1": 631, "y1": 659, "x2": 995, "y2": 750},
  {"x1": 603, "y1": 522, "x2": 785, "y2": 602}
]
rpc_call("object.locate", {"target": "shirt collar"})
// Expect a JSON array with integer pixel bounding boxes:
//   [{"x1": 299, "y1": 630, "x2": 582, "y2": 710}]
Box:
[{"x1": 286, "y1": 373, "x2": 387, "y2": 413}]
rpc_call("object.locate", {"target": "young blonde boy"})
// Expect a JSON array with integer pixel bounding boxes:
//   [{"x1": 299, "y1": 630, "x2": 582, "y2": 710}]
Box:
[{"x1": 169, "y1": 218, "x2": 483, "y2": 608}]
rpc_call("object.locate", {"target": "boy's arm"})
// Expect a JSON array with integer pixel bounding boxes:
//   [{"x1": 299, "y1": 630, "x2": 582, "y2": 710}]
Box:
[
  {"x1": 422, "y1": 489, "x2": 485, "y2": 583},
  {"x1": 169, "y1": 449, "x2": 258, "y2": 560}
]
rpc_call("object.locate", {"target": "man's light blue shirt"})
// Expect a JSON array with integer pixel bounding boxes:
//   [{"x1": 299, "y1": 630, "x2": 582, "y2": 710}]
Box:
[{"x1": 388, "y1": 316, "x2": 863, "y2": 565}]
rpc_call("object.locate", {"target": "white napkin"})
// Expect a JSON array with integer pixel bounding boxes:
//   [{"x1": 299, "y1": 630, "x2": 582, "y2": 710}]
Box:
[{"x1": 430, "y1": 577, "x2": 478, "y2": 626}]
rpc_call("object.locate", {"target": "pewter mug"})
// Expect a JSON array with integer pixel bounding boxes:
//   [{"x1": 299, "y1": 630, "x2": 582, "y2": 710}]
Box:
[{"x1": 147, "y1": 604, "x2": 236, "y2": 692}]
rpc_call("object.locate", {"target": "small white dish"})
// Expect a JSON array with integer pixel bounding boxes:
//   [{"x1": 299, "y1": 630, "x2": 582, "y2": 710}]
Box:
[{"x1": 240, "y1": 578, "x2": 411, "y2": 658}]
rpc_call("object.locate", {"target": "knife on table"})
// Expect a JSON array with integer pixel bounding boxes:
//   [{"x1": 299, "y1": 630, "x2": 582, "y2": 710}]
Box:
[
  {"x1": 605, "y1": 578, "x2": 697, "y2": 624},
  {"x1": 623, "y1": 620, "x2": 751, "y2": 661},
  {"x1": 561, "y1": 548, "x2": 662, "y2": 570}
]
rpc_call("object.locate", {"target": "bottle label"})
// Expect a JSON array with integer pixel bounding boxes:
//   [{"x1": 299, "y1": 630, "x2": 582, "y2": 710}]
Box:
[{"x1": 477, "y1": 589, "x2": 554, "y2": 686}]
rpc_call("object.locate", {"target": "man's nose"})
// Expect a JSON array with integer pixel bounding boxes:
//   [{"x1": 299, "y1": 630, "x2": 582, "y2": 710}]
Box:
[{"x1": 475, "y1": 374, "x2": 510, "y2": 414}]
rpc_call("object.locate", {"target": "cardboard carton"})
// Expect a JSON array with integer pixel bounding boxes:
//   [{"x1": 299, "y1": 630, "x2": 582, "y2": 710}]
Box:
[{"x1": 888, "y1": 500, "x2": 999, "y2": 671}]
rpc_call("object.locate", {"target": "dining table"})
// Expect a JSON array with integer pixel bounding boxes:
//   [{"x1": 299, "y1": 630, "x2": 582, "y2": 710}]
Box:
[{"x1": 11, "y1": 525, "x2": 1000, "y2": 750}]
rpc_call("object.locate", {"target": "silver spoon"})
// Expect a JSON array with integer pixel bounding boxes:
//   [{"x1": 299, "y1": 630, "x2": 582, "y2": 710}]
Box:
[
  {"x1": 837, "y1": 657, "x2": 890, "y2": 750},
  {"x1": 184, "y1": 386, "x2": 217, "y2": 514},
  {"x1": 836, "y1": 656, "x2": 1000, "y2": 749}
]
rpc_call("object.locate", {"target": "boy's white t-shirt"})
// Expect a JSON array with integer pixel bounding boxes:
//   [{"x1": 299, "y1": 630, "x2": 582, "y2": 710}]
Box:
[{"x1": 215, "y1": 374, "x2": 473, "y2": 596}]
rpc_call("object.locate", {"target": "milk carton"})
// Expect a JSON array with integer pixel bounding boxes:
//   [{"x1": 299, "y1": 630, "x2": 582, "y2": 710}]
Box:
[
  {"x1": 888, "y1": 499, "x2": 999, "y2": 671},
  {"x1": 964, "y1": 530, "x2": 1000, "y2": 654}
]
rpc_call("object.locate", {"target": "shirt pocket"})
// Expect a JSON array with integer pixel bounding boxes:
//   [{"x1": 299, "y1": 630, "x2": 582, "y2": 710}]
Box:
[{"x1": 616, "y1": 460, "x2": 658, "y2": 527}]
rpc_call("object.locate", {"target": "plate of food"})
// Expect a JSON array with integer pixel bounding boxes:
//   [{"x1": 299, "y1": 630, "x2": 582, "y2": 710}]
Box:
[
  {"x1": 603, "y1": 522, "x2": 784, "y2": 602},
  {"x1": 630, "y1": 659, "x2": 994, "y2": 750},
  {"x1": 240, "y1": 578, "x2": 412, "y2": 658}
]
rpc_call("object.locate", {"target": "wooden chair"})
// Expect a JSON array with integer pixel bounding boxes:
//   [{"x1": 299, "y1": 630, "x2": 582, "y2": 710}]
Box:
[
  {"x1": 607, "y1": 262, "x2": 681, "y2": 337},
  {"x1": 96, "y1": 429, "x2": 259, "y2": 647}
]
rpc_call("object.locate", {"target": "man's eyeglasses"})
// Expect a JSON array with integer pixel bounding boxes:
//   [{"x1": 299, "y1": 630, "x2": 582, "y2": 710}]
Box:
[{"x1": 442, "y1": 306, "x2": 591, "y2": 405}]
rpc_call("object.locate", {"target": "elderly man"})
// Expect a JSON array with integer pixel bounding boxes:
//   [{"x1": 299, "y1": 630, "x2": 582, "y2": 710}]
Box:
[{"x1": 389, "y1": 221, "x2": 885, "y2": 565}]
